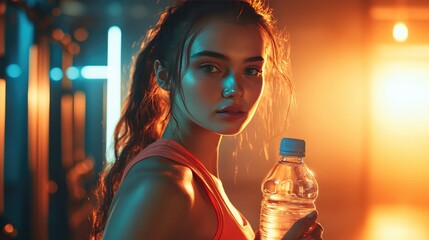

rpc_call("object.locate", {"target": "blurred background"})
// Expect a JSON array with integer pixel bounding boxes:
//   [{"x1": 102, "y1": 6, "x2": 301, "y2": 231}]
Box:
[{"x1": 1, "y1": 0, "x2": 429, "y2": 239}]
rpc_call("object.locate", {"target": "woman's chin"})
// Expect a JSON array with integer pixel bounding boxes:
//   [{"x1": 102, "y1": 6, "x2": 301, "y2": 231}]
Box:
[{"x1": 218, "y1": 125, "x2": 248, "y2": 136}]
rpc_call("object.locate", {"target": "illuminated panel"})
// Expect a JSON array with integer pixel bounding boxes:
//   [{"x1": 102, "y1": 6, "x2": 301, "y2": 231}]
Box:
[
  {"x1": 81, "y1": 65, "x2": 108, "y2": 79},
  {"x1": 0, "y1": 78, "x2": 5, "y2": 214},
  {"x1": 370, "y1": 45, "x2": 429, "y2": 204},
  {"x1": 370, "y1": 7, "x2": 429, "y2": 20},
  {"x1": 66, "y1": 27, "x2": 122, "y2": 163},
  {"x1": 106, "y1": 26, "x2": 122, "y2": 163},
  {"x1": 28, "y1": 39, "x2": 50, "y2": 240}
]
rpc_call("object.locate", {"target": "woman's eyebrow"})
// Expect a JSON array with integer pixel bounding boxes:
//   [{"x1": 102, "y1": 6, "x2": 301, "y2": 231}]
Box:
[
  {"x1": 191, "y1": 50, "x2": 264, "y2": 63},
  {"x1": 245, "y1": 56, "x2": 264, "y2": 63}
]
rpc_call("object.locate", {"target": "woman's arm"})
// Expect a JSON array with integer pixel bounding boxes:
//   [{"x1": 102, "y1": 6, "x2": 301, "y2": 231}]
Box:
[{"x1": 102, "y1": 157, "x2": 194, "y2": 240}]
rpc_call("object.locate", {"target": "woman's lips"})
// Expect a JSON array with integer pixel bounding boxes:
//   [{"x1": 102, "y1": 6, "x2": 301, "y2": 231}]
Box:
[
  {"x1": 216, "y1": 105, "x2": 247, "y2": 120},
  {"x1": 216, "y1": 111, "x2": 247, "y2": 120}
]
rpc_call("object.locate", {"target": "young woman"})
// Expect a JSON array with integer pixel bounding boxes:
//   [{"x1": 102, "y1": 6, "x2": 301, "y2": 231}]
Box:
[{"x1": 91, "y1": 1, "x2": 323, "y2": 239}]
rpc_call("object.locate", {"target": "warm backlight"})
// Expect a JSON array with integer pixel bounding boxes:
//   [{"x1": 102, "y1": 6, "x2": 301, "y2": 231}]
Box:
[
  {"x1": 372, "y1": 59, "x2": 429, "y2": 121},
  {"x1": 369, "y1": 45, "x2": 429, "y2": 217},
  {"x1": 363, "y1": 206, "x2": 429, "y2": 240},
  {"x1": 392, "y1": 22, "x2": 408, "y2": 42}
]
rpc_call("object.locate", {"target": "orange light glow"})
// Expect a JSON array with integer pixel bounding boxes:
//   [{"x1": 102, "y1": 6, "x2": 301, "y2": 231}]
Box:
[
  {"x1": 369, "y1": 45, "x2": 429, "y2": 207},
  {"x1": 61, "y1": 94, "x2": 74, "y2": 169},
  {"x1": 52, "y1": 28, "x2": 64, "y2": 41},
  {"x1": 61, "y1": 34, "x2": 71, "y2": 45},
  {"x1": 73, "y1": 28, "x2": 89, "y2": 42},
  {"x1": 3, "y1": 223, "x2": 15, "y2": 234},
  {"x1": 392, "y1": 22, "x2": 408, "y2": 42},
  {"x1": 48, "y1": 181, "x2": 58, "y2": 194},
  {"x1": 370, "y1": 7, "x2": 429, "y2": 21},
  {"x1": 68, "y1": 42, "x2": 80, "y2": 55},
  {"x1": 372, "y1": 58, "x2": 429, "y2": 120},
  {"x1": 0, "y1": 2, "x2": 6, "y2": 14},
  {"x1": 73, "y1": 91, "x2": 86, "y2": 162},
  {"x1": 0, "y1": 79, "x2": 4, "y2": 214},
  {"x1": 363, "y1": 206, "x2": 429, "y2": 240},
  {"x1": 28, "y1": 39, "x2": 50, "y2": 240}
]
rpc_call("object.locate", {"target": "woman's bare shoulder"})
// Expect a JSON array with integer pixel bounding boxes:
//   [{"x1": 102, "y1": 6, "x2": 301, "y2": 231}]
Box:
[
  {"x1": 123, "y1": 155, "x2": 194, "y2": 186},
  {"x1": 103, "y1": 156, "x2": 195, "y2": 240}
]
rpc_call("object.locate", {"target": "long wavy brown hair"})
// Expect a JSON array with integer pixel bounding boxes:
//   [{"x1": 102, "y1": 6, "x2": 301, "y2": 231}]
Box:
[{"x1": 90, "y1": 1, "x2": 292, "y2": 239}]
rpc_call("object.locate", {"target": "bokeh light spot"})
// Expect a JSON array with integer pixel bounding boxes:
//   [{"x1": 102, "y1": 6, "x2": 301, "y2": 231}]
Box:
[
  {"x1": 6, "y1": 64, "x2": 22, "y2": 78},
  {"x1": 66, "y1": 67, "x2": 80, "y2": 80},
  {"x1": 50, "y1": 68, "x2": 63, "y2": 81},
  {"x1": 393, "y1": 22, "x2": 408, "y2": 42}
]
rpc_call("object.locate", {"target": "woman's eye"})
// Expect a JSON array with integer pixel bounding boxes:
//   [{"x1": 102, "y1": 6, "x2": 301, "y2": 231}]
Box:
[
  {"x1": 200, "y1": 64, "x2": 220, "y2": 73},
  {"x1": 244, "y1": 67, "x2": 262, "y2": 76}
]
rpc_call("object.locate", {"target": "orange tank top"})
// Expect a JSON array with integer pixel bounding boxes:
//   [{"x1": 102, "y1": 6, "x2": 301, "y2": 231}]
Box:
[{"x1": 120, "y1": 138, "x2": 255, "y2": 240}]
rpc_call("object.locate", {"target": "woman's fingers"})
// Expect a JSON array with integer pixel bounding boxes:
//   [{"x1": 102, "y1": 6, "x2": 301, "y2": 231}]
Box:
[
  {"x1": 304, "y1": 222, "x2": 323, "y2": 240},
  {"x1": 301, "y1": 236, "x2": 323, "y2": 240},
  {"x1": 281, "y1": 210, "x2": 318, "y2": 240},
  {"x1": 309, "y1": 222, "x2": 323, "y2": 237}
]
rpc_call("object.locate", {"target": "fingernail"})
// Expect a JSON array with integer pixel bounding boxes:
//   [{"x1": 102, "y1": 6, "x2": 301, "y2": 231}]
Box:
[{"x1": 306, "y1": 211, "x2": 317, "y2": 219}]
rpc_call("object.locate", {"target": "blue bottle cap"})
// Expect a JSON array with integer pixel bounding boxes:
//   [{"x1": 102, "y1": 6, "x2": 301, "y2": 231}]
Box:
[{"x1": 280, "y1": 138, "x2": 305, "y2": 157}]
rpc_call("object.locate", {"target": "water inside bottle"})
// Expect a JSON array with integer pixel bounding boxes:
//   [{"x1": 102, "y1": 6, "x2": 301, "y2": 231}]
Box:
[{"x1": 260, "y1": 195, "x2": 315, "y2": 240}]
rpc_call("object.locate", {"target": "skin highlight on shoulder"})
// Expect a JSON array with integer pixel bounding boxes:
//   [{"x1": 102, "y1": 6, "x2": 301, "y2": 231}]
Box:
[
  {"x1": 123, "y1": 156, "x2": 195, "y2": 190},
  {"x1": 103, "y1": 156, "x2": 196, "y2": 240}
]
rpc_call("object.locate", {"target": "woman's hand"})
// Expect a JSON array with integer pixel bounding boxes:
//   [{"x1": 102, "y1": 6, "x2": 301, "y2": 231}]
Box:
[{"x1": 282, "y1": 210, "x2": 324, "y2": 240}]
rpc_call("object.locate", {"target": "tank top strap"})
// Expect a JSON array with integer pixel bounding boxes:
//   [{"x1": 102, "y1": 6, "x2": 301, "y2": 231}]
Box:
[{"x1": 120, "y1": 138, "x2": 224, "y2": 239}]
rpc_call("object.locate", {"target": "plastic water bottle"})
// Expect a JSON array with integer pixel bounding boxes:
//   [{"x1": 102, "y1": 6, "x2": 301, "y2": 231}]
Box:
[{"x1": 259, "y1": 138, "x2": 318, "y2": 240}]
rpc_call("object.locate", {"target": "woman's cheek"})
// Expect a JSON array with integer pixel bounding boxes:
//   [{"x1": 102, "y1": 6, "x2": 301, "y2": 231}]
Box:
[{"x1": 182, "y1": 73, "x2": 219, "y2": 106}]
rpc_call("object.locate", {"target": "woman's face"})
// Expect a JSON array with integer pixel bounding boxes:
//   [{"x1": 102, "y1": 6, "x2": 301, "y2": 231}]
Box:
[{"x1": 173, "y1": 19, "x2": 266, "y2": 136}]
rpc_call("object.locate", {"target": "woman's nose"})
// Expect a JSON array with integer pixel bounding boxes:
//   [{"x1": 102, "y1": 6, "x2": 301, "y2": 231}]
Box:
[{"x1": 222, "y1": 73, "x2": 244, "y2": 98}]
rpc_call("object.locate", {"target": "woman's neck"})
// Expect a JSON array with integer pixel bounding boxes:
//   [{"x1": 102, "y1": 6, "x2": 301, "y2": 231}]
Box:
[{"x1": 162, "y1": 122, "x2": 222, "y2": 177}]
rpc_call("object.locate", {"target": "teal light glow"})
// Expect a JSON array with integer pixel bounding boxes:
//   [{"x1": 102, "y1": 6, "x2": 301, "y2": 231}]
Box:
[
  {"x1": 81, "y1": 66, "x2": 108, "y2": 79},
  {"x1": 6, "y1": 64, "x2": 22, "y2": 78},
  {"x1": 66, "y1": 67, "x2": 80, "y2": 80},
  {"x1": 50, "y1": 68, "x2": 63, "y2": 81},
  {"x1": 106, "y1": 26, "x2": 122, "y2": 163}
]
